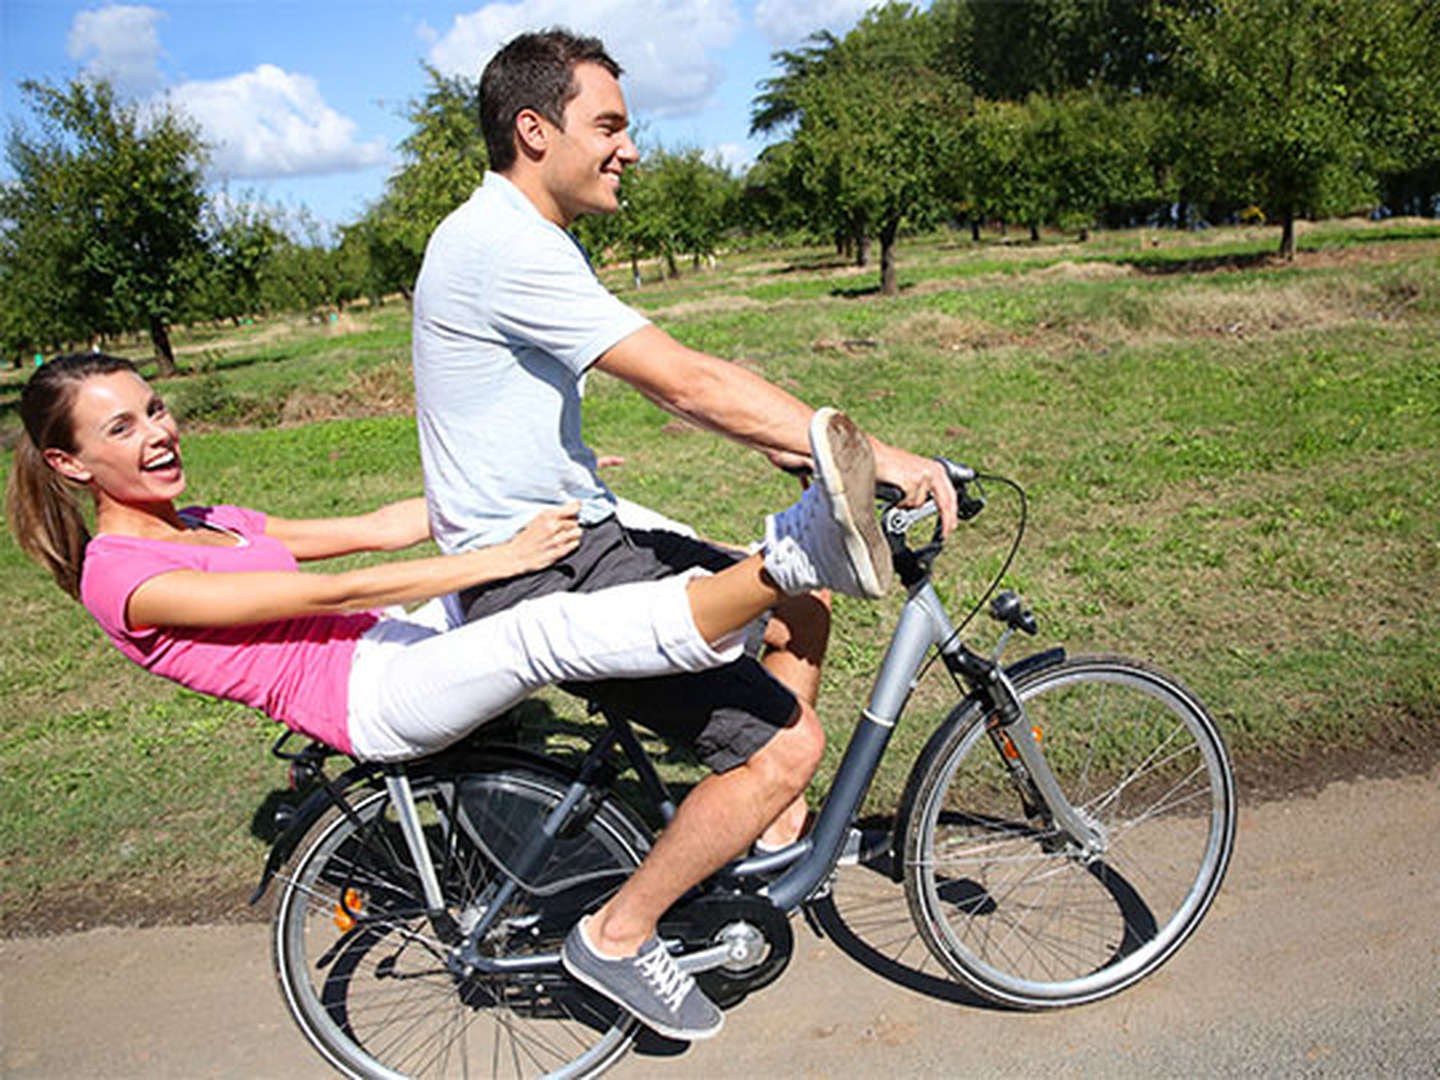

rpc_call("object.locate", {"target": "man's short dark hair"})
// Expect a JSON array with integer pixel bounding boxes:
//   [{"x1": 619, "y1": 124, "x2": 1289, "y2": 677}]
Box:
[{"x1": 480, "y1": 28, "x2": 623, "y2": 172}]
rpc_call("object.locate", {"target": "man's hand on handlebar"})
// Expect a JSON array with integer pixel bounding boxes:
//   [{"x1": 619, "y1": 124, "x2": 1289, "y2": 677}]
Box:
[
  {"x1": 872, "y1": 441, "x2": 960, "y2": 536},
  {"x1": 756, "y1": 422, "x2": 961, "y2": 534}
]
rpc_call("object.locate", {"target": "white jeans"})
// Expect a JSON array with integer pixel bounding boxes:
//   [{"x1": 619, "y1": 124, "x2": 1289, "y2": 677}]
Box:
[{"x1": 346, "y1": 571, "x2": 739, "y2": 761}]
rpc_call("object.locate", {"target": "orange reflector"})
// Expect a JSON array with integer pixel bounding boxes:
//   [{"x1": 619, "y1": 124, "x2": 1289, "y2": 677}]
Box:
[
  {"x1": 334, "y1": 888, "x2": 363, "y2": 932},
  {"x1": 1000, "y1": 727, "x2": 1043, "y2": 760}
]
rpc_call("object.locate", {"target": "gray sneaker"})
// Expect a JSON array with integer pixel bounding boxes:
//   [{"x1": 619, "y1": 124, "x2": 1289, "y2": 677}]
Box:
[
  {"x1": 561, "y1": 919, "x2": 723, "y2": 1041},
  {"x1": 763, "y1": 407, "x2": 894, "y2": 598}
]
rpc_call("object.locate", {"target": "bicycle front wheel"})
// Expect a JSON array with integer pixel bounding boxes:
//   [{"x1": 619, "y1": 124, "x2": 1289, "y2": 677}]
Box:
[
  {"x1": 272, "y1": 763, "x2": 649, "y2": 1079},
  {"x1": 904, "y1": 655, "x2": 1235, "y2": 1009}
]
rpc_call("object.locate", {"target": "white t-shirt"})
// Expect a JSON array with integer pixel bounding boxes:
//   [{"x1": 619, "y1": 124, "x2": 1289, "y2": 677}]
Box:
[{"x1": 412, "y1": 172, "x2": 651, "y2": 553}]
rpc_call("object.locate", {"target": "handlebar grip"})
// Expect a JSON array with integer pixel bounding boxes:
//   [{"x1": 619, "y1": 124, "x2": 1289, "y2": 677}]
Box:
[
  {"x1": 937, "y1": 457, "x2": 977, "y2": 486},
  {"x1": 875, "y1": 481, "x2": 907, "y2": 504}
]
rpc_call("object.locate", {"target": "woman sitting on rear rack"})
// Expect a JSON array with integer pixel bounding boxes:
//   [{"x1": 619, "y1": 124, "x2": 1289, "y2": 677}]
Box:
[{"x1": 7, "y1": 352, "x2": 891, "y2": 764}]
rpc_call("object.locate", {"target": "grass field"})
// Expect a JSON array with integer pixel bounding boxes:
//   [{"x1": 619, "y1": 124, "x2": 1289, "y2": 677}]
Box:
[{"x1": 2, "y1": 217, "x2": 1437, "y2": 934}]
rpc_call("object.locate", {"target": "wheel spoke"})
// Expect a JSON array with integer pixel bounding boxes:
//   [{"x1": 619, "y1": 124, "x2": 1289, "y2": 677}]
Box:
[
  {"x1": 905, "y1": 658, "x2": 1234, "y2": 1008},
  {"x1": 275, "y1": 769, "x2": 644, "y2": 1078}
]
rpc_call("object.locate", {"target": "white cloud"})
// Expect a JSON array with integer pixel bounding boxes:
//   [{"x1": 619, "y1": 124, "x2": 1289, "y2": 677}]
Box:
[
  {"x1": 171, "y1": 65, "x2": 388, "y2": 180},
  {"x1": 427, "y1": 0, "x2": 742, "y2": 117},
  {"x1": 711, "y1": 142, "x2": 753, "y2": 174},
  {"x1": 61, "y1": 6, "x2": 388, "y2": 182},
  {"x1": 67, "y1": 4, "x2": 167, "y2": 97},
  {"x1": 753, "y1": 0, "x2": 879, "y2": 48}
]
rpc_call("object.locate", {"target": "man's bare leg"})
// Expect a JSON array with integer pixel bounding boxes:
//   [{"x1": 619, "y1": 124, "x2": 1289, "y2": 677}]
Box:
[
  {"x1": 755, "y1": 591, "x2": 830, "y2": 847},
  {"x1": 586, "y1": 699, "x2": 824, "y2": 956}
]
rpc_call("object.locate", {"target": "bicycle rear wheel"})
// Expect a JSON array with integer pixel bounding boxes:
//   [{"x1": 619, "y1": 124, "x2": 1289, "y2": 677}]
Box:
[
  {"x1": 272, "y1": 762, "x2": 649, "y2": 1079},
  {"x1": 904, "y1": 655, "x2": 1235, "y2": 1009}
]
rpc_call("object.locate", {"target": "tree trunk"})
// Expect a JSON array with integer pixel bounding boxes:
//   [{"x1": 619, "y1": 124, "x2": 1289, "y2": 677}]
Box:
[
  {"x1": 1279, "y1": 207, "x2": 1297, "y2": 261},
  {"x1": 664, "y1": 248, "x2": 678, "y2": 279},
  {"x1": 855, "y1": 230, "x2": 870, "y2": 268},
  {"x1": 879, "y1": 218, "x2": 900, "y2": 296},
  {"x1": 148, "y1": 314, "x2": 177, "y2": 377},
  {"x1": 970, "y1": 218, "x2": 981, "y2": 242},
  {"x1": 631, "y1": 255, "x2": 641, "y2": 288},
  {"x1": 1029, "y1": 222, "x2": 1041, "y2": 243}
]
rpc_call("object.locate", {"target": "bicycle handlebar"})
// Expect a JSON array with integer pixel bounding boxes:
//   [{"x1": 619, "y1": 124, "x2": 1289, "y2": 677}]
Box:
[
  {"x1": 876, "y1": 458, "x2": 988, "y2": 585},
  {"x1": 877, "y1": 458, "x2": 986, "y2": 528}
]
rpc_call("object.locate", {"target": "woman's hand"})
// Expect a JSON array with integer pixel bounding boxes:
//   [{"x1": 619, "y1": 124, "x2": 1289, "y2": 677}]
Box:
[{"x1": 499, "y1": 501, "x2": 583, "y2": 575}]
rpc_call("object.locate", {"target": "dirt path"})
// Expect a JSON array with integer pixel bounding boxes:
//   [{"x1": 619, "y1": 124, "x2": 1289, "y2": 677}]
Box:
[{"x1": 4, "y1": 767, "x2": 1438, "y2": 1078}]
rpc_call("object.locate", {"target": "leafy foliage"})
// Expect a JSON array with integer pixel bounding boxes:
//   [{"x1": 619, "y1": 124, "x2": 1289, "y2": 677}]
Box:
[
  {"x1": 185, "y1": 195, "x2": 285, "y2": 326},
  {"x1": 1164, "y1": 0, "x2": 1439, "y2": 255},
  {"x1": 0, "y1": 78, "x2": 208, "y2": 372},
  {"x1": 577, "y1": 146, "x2": 739, "y2": 282},
  {"x1": 357, "y1": 66, "x2": 487, "y2": 298},
  {"x1": 776, "y1": 4, "x2": 969, "y2": 293}
]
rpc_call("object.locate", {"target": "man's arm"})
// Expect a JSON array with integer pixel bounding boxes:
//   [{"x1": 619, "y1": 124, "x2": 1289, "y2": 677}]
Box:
[{"x1": 595, "y1": 324, "x2": 959, "y2": 532}]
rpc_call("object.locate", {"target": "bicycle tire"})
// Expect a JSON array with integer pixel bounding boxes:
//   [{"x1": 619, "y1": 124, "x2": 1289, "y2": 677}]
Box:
[
  {"x1": 903, "y1": 654, "x2": 1235, "y2": 1009},
  {"x1": 272, "y1": 760, "x2": 650, "y2": 1079}
]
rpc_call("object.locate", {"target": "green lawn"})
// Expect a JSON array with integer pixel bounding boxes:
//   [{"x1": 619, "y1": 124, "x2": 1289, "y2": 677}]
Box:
[{"x1": 3, "y1": 219, "x2": 1437, "y2": 933}]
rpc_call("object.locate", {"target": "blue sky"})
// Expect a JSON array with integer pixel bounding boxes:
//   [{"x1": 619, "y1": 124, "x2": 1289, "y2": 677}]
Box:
[{"x1": 2, "y1": 1, "x2": 883, "y2": 231}]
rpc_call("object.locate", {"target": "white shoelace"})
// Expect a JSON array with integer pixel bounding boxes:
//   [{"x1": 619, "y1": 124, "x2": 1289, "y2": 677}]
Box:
[{"x1": 635, "y1": 943, "x2": 693, "y2": 1013}]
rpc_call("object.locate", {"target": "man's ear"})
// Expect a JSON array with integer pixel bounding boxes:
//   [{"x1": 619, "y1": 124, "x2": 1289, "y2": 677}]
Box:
[
  {"x1": 514, "y1": 108, "x2": 550, "y2": 159},
  {"x1": 42, "y1": 447, "x2": 92, "y2": 485}
]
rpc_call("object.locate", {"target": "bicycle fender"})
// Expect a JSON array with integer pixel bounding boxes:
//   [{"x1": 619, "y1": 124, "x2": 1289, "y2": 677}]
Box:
[
  {"x1": 887, "y1": 647, "x2": 1066, "y2": 883},
  {"x1": 248, "y1": 760, "x2": 383, "y2": 905},
  {"x1": 248, "y1": 743, "x2": 584, "y2": 905}
]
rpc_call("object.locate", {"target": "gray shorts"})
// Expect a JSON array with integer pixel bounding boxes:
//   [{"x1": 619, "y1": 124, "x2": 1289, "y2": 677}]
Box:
[{"x1": 459, "y1": 517, "x2": 799, "y2": 772}]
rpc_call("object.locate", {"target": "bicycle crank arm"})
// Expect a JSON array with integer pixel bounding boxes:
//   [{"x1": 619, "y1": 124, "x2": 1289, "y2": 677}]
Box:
[
  {"x1": 452, "y1": 938, "x2": 746, "y2": 982},
  {"x1": 674, "y1": 941, "x2": 738, "y2": 974}
]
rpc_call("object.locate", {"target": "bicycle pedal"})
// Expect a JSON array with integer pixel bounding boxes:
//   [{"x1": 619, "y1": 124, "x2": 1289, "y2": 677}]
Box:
[{"x1": 836, "y1": 826, "x2": 892, "y2": 867}]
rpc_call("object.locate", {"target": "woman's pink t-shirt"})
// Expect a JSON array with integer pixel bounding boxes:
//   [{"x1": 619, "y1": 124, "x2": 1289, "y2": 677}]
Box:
[{"x1": 79, "y1": 505, "x2": 378, "y2": 754}]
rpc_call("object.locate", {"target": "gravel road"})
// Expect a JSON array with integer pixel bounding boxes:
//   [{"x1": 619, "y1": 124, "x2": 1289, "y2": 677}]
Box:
[{"x1": 4, "y1": 766, "x2": 1437, "y2": 1078}]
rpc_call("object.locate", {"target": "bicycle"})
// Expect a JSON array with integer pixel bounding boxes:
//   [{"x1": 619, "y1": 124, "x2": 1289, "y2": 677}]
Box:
[{"x1": 251, "y1": 460, "x2": 1236, "y2": 1079}]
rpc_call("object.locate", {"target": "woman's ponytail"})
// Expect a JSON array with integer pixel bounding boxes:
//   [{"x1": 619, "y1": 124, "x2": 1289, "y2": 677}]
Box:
[
  {"x1": 6, "y1": 353, "x2": 139, "y2": 600},
  {"x1": 6, "y1": 433, "x2": 92, "y2": 599}
]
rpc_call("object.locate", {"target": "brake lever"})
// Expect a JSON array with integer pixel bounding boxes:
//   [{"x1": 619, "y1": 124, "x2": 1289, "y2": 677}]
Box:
[{"x1": 883, "y1": 501, "x2": 939, "y2": 535}]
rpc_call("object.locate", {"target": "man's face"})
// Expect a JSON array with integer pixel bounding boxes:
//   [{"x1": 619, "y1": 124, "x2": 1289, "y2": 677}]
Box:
[{"x1": 542, "y1": 61, "x2": 638, "y2": 225}]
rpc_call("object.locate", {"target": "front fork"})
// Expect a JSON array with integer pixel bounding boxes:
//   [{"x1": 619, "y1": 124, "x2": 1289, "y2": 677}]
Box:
[{"x1": 975, "y1": 662, "x2": 1107, "y2": 861}]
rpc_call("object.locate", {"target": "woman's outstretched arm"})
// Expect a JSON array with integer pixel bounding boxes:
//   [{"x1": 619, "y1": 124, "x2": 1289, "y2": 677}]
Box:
[
  {"x1": 126, "y1": 503, "x2": 582, "y2": 629},
  {"x1": 264, "y1": 497, "x2": 432, "y2": 562}
]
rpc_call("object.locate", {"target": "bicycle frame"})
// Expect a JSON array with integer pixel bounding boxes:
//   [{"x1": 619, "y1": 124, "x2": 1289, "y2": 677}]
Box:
[
  {"x1": 259, "y1": 481, "x2": 1104, "y2": 983},
  {"x1": 439, "y1": 574, "x2": 1083, "y2": 980},
  {"x1": 265, "y1": 470, "x2": 1238, "y2": 1075}
]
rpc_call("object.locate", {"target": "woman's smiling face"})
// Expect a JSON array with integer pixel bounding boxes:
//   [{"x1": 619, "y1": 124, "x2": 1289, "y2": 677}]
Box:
[{"x1": 45, "y1": 370, "x2": 185, "y2": 504}]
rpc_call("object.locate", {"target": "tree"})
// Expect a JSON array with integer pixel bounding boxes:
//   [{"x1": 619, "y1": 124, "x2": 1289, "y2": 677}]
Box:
[
  {"x1": 361, "y1": 66, "x2": 487, "y2": 298},
  {"x1": 1166, "y1": 0, "x2": 1436, "y2": 257},
  {"x1": 1, "y1": 78, "x2": 208, "y2": 374},
  {"x1": 572, "y1": 146, "x2": 738, "y2": 286},
  {"x1": 1027, "y1": 91, "x2": 1165, "y2": 239},
  {"x1": 939, "y1": 0, "x2": 1179, "y2": 100},
  {"x1": 777, "y1": 3, "x2": 968, "y2": 294},
  {"x1": 750, "y1": 30, "x2": 842, "y2": 137},
  {"x1": 257, "y1": 210, "x2": 347, "y2": 318},
  {"x1": 963, "y1": 99, "x2": 1051, "y2": 241},
  {"x1": 187, "y1": 195, "x2": 284, "y2": 326}
]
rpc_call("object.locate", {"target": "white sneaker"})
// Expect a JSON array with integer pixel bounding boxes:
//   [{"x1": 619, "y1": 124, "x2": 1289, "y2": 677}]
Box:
[{"x1": 763, "y1": 408, "x2": 893, "y2": 598}]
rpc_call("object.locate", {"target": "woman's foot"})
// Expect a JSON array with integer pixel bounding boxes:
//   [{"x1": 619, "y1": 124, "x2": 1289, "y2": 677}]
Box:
[{"x1": 763, "y1": 408, "x2": 894, "y2": 598}]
